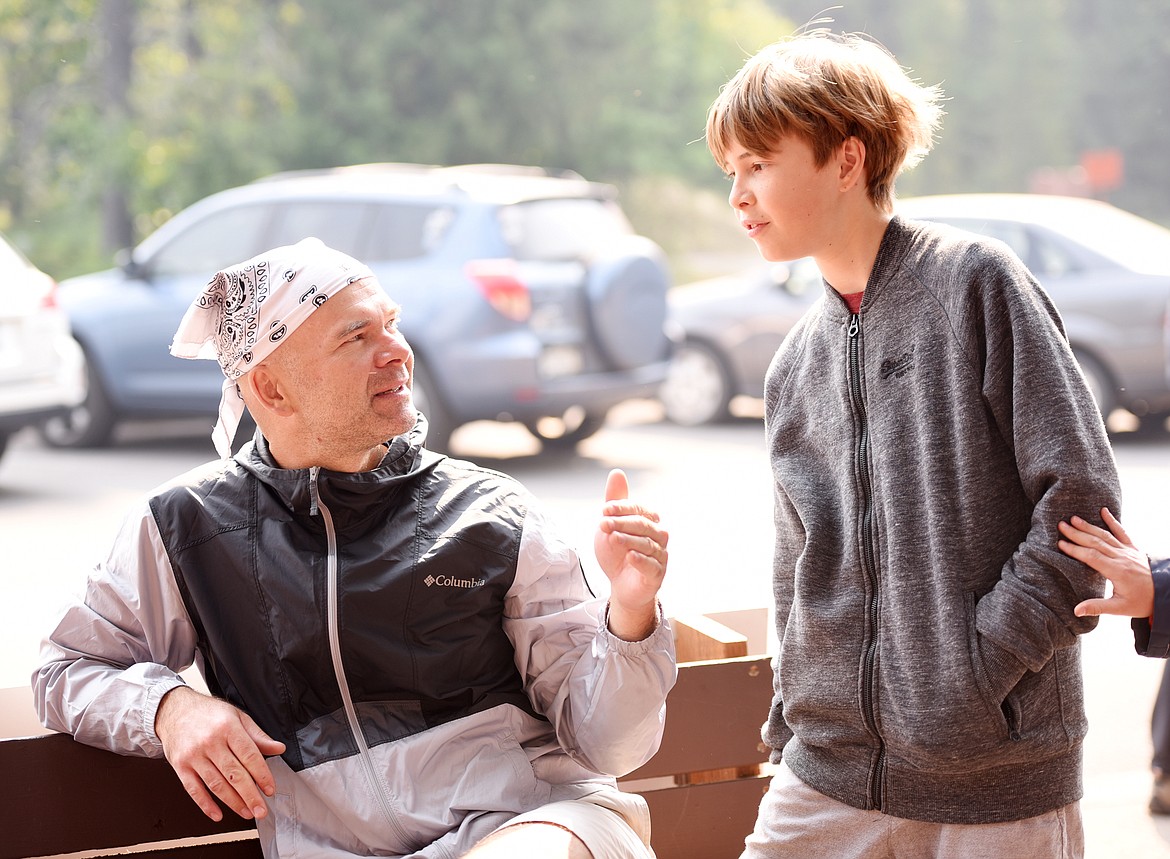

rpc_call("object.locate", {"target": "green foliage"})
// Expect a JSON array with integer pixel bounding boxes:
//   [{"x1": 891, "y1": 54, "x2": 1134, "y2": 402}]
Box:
[{"x1": 2, "y1": 0, "x2": 1170, "y2": 279}]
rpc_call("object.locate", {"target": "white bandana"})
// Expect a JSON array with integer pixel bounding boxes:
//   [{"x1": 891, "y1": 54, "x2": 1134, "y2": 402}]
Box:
[{"x1": 170, "y1": 237, "x2": 374, "y2": 457}]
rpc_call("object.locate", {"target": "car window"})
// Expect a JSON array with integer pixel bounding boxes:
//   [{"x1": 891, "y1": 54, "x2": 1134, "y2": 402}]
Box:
[
  {"x1": 497, "y1": 198, "x2": 632, "y2": 261},
  {"x1": 149, "y1": 204, "x2": 273, "y2": 277},
  {"x1": 936, "y1": 217, "x2": 1079, "y2": 279},
  {"x1": 268, "y1": 201, "x2": 373, "y2": 259},
  {"x1": 366, "y1": 203, "x2": 455, "y2": 260}
]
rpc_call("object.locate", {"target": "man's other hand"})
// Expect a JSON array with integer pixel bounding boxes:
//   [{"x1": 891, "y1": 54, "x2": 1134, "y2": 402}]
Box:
[{"x1": 155, "y1": 685, "x2": 286, "y2": 821}]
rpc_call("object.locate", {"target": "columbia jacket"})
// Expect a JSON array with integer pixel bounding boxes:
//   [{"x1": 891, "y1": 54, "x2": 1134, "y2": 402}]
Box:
[
  {"x1": 33, "y1": 420, "x2": 677, "y2": 858},
  {"x1": 763, "y1": 216, "x2": 1120, "y2": 824}
]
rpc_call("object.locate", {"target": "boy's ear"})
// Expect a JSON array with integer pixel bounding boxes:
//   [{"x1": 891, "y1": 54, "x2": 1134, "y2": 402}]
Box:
[{"x1": 838, "y1": 136, "x2": 867, "y2": 191}]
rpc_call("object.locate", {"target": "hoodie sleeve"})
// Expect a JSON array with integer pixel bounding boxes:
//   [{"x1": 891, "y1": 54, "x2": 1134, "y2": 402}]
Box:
[
  {"x1": 968, "y1": 243, "x2": 1121, "y2": 699},
  {"x1": 31, "y1": 499, "x2": 198, "y2": 758},
  {"x1": 501, "y1": 502, "x2": 676, "y2": 777}
]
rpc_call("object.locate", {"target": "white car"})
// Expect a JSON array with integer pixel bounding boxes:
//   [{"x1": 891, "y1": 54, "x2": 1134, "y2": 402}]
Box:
[{"x1": 0, "y1": 232, "x2": 85, "y2": 464}]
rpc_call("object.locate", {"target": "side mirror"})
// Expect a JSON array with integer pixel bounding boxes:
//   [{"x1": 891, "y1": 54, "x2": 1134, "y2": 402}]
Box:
[{"x1": 115, "y1": 248, "x2": 146, "y2": 281}]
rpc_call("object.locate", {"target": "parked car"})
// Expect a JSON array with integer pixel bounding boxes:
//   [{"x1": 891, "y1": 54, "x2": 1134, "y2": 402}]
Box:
[
  {"x1": 659, "y1": 257, "x2": 822, "y2": 425},
  {"x1": 898, "y1": 194, "x2": 1170, "y2": 426},
  {"x1": 44, "y1": 163, "x2": 673, "y2": 452},
  {"x1": 661, "y1": 194, "x2": 1170, "y2": 430},
  {"x1": 0, "y1": 230, "x2": 85, "y2": 464}
]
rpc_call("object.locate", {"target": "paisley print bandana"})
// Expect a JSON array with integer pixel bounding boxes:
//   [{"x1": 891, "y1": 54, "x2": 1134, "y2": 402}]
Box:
[{"x1": 170, "y1": 237, "x2": 374, "y2": 457}]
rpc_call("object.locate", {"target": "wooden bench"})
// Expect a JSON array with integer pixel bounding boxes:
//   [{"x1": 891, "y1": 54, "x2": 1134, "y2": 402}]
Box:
[{"x1": 0, "y1": 610, "x2": 772, "y2": 859}]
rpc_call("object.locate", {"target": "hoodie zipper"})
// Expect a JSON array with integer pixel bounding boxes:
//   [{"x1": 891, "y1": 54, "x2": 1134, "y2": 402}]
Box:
[
  {"x1": 848, "y1": 314, "x2": 886, "y2": 811},
  {"x1": 310, "y1": 467, "x2": 410, "y2": 844}
]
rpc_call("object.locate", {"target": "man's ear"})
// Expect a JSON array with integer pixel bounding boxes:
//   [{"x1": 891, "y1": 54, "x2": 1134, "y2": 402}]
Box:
[
  {"x1": 838, "y1": 136, "x2": 867, "y2": 192},
  {"x1": 241, "y1": 364, "x2": 294, "y2": 417}
]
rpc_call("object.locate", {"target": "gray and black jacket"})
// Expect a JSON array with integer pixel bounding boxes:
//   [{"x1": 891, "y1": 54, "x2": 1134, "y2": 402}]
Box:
[
  {"x1": 34, "y1": 421, "x2": 676, "y2": 857},
  {"x1": 763, "y1": 215, "x2": 1120, "y2": 824}
]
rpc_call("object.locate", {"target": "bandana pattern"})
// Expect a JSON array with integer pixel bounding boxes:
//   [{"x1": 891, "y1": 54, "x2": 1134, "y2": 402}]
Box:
[
  {"x1": 197, "y1": 262, "x2": 272, "y2": 381},
  {"x1": 169, "y1": 237, "x2": 374, "y2": 457}
]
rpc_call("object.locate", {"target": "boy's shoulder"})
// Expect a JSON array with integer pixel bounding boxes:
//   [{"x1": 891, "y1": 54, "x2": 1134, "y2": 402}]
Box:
[{"x1": 890, "y1": 215, "x2": 1031, "y2": 295}]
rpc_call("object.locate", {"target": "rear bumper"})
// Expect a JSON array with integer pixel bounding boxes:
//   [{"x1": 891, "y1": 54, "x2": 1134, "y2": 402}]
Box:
[{"x1": 452, "y1": 360, "x2": 671, "y2": 423}]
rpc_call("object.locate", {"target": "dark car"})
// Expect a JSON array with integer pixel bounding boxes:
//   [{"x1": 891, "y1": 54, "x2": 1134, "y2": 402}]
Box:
[
  {"x1": 661, "y1": 194, "x2": 1170, "y2": 430},
  {"x1": 44, "y1": 163, "x2": 673, "y2": 452}
]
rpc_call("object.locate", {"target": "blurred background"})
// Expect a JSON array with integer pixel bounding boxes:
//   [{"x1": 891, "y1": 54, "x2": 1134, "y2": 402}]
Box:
[
  {"x1": 2, "y1": 2, "x2": 1170, "y2": 855},
  {"x1": 3, "y1": 0, "x2": 1168, "y2": 284}
]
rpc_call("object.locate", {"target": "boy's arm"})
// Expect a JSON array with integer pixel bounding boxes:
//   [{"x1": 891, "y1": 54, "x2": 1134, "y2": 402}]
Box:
[{"x1": 970, "y1": 245, "x2": 1121, "y2": 695}]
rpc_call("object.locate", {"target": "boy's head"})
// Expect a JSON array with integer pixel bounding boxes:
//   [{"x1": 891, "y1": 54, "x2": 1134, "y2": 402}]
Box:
[{"x1": 706, "y1": 31, "x2": 943, "y2": 212}]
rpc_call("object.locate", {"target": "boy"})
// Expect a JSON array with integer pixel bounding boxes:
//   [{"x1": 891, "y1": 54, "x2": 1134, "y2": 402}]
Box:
[{"x1": 707, "y1": 31, "x2": 1120, "y2": 857}]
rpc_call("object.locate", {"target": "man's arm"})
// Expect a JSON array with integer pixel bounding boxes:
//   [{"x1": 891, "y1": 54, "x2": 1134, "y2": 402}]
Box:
[
  {"x1": 502, "y1": 471, "x2": 676, "y2": 777},
  {"x1": 31, "y1": 500, "x2": 282, "y2": 821}
]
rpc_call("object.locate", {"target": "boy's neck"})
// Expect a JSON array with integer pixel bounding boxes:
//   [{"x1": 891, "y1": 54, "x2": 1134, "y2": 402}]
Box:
[{"x1": 817, "y1": 209, "x2": 893, "y2": 297}]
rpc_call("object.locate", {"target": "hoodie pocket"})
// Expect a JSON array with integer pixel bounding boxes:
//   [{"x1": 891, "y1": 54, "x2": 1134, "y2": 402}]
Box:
[{"x1": 966, "y1": 592, "x2": 1022, "y2": 742}]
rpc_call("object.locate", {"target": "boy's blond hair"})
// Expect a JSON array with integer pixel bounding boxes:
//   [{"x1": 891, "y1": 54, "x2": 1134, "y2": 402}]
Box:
[{"x1": 706, "y1": 31, "x2": 943, "y2": 212}]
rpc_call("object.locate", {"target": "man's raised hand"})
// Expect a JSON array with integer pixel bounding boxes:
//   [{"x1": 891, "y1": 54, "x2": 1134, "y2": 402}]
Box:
[{"x1": 594, "y1": 469, "x2": 669, "y2": 641}]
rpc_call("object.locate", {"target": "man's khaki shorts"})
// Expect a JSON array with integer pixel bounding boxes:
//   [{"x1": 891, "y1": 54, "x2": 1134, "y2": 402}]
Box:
[{"x1": 493, "y1": 788, "x2": 655, "y2": 858}]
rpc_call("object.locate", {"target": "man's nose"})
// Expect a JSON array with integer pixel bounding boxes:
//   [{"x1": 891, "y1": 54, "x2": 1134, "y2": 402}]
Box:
[{"x1": 374, "y1": 332, "x2": 410, "y2": 367}]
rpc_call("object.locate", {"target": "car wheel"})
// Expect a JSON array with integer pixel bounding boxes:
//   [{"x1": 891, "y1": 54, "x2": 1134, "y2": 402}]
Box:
[
  {"x1": 410, "y1": 360, "x2": 454, "y2": 453},
  {"x1": 1072, "y1": 350, "x2": 1116, "y2": 424},
  {"x1": 659, "y1": 341, "x2": 733, "y2": 426},
  {"x1": 523, "y1": 406, "x2": 607, "y2": 450},
  {"x1": 41, "y1": 347, "x2": 117, "y2": 448}
]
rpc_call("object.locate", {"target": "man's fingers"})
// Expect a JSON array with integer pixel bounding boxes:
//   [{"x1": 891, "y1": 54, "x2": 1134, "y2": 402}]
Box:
[
  {"x1": 195, "y1": 753, "x2": 259, "y2": 820},
  {"x1": 604, "y1": 468, "x2": 629, "y2": 504}
]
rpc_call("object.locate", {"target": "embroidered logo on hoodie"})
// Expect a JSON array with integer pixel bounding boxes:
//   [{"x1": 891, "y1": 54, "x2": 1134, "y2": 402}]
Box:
[{"x1": 880, "y1": 349, "x2": 915, "y2": 380}]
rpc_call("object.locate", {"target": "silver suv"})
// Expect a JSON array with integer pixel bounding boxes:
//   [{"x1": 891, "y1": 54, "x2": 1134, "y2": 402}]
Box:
[{"x1": 46, "y1": 164, "x2": 673, "y2": 452}]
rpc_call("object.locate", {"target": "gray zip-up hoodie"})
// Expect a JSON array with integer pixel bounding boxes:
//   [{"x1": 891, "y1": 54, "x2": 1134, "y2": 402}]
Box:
[{"x1": 762, "y1": 216, "x2": 1120, "y2": 824}]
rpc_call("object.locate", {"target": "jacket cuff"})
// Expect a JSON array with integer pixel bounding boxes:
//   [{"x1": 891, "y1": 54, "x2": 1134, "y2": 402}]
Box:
[
  {"x1": 143, "y1": 676, "x2": 188, "y2": 754},
  {"x1": 600, "y1": 601, "x2": 669, "y2": 652},
  {"x1": 1136, "y1": 563, "x2": 1170, "y2": 658}
]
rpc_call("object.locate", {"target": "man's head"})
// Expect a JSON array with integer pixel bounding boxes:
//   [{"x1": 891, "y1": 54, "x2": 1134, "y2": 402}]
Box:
[
  {"x1": 172, "y1": 238, "x2": 416, "y2": 468},
  {"x1": 706, "y1": 30, "x2": 943, "y2": 212}
]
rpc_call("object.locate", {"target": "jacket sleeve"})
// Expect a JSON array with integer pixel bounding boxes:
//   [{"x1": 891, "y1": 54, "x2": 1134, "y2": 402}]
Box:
[
  {"x1": 30, "y1": 499, "x2": 199, "y2": 758},
  {"x1": 501, "y1": 501, "x2": 677, "y2": 777},
  {"x1": 1132, "y1": 561, "x2": 1170, "y2": 658},
  {"x1": 970, "y1": 244, "x2": 1121, "y2": 698}
]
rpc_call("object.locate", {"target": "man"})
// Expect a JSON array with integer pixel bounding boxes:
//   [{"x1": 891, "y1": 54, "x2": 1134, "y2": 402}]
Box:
[
  {"x1": 705, "y1": 31, "x2": 1121, "y2": 857},
  {"x1": 33, "y1": 237, "x2": 676, "y2": 859}
]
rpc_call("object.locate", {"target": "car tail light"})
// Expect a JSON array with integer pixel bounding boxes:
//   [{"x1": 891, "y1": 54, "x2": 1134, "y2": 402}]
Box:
[
  {"x1": 465, "y1": 259, "x2": 531, "y2": 322},
  {"x1": 34, "y1": 271, "x2": 60, "y2": 310}
]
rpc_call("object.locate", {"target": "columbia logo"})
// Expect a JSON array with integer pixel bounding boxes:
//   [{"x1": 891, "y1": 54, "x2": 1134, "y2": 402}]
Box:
[{"x1": 424, "y1": 574, "x2": 486, "y2": 589}]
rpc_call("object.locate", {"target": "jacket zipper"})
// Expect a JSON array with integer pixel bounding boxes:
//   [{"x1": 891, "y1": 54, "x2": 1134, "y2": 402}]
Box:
[
  {"x1": 848, "y1": 314, "x2": 886, "y2": 811},
  {"x1": 310, "y1": 467, "x2": 410, "y2": 844}
]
